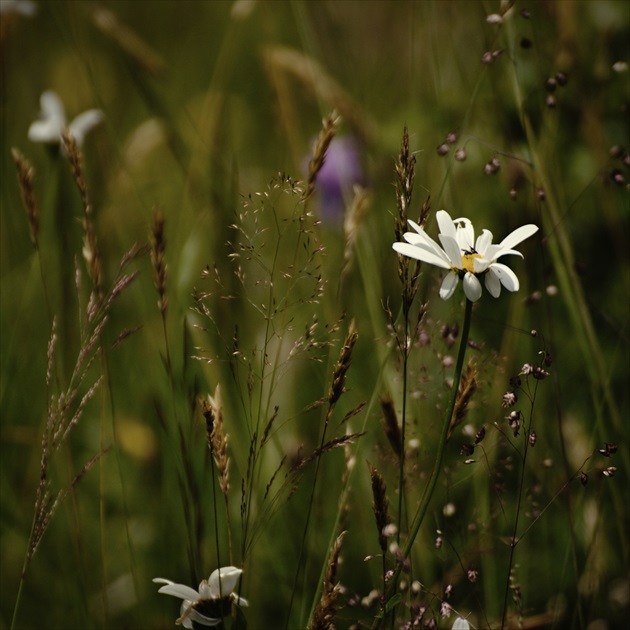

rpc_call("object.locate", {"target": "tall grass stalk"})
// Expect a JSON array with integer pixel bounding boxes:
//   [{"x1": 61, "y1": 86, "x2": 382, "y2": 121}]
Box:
[{"x1": 375, "y1": 297, "x2": 473, "y2": 628}]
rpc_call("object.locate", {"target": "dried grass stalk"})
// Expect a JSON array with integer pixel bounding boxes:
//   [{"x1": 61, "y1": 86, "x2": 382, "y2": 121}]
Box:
[
  {"x1": 11, "y1": 148, "x2": 39, "y2": 247},
  {"x1": 308, "y1": 530, "x2": 347, "y2": 630},
  {"x1": 329, "y1": 321, "x2": 358, "y2": 407},
  {"x1": 448, "y1": 358, "x2": 478, "y2": 439},
  {"x1": 305, "y1": 111, "x2": 340, "y2": 202},
  {"x1": 63, "y1": 131, "x2": 103, "y2": 302},
  {"x1": 201, "y1": 386, "x2": 230, "y2": 499}
]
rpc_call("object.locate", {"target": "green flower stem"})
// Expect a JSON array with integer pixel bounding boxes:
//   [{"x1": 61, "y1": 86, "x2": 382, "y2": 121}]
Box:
[{"x1": 374, "y1": 297, "x2": 473, "y2": 628}]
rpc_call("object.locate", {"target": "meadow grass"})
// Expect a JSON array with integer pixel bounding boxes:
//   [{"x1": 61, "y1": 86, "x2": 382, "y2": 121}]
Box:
[{"x1": 1, "y1": 1, "x2": 628, "y2": 629}]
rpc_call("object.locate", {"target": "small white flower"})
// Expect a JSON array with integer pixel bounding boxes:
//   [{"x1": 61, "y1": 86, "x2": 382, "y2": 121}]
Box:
[
  {"x1": 153, "y1": 566, "x2": 248, "y2": 628},
  {"x1": 28, "y1": 90, "x2": 103, "y2": 147},
  {"x1": 452, "y1": 617, "x2": 471, "y2": 630},
  {"x1": 392, "y1": 210, "x2": 538, "y2": 302},
  {"x1": 0, "y1": 0, "x2": 38, "y2": 16}
]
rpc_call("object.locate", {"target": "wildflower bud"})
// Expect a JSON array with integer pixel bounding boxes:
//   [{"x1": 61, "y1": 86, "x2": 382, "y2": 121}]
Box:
[
  {"x1": 475, "y1": 426, "x2": 486, "y2": 444},
  {"x1": 555, "y1": 71, "x2": 568, "y2": 86},
  {"x1": 510, "y1": 374, "x2": 522, "y2": 387},
  {"x1": 482, "y1": 51, "x2": 494, "y2": 64},
  {"x1": 520, "y1": 363, "x2": 534, "y2": 375},
  {"x1": 437, "y1": 143, "x2": 449, "y2": 156},
  {"x1": 435, "y1": 534, "x2": 443, "y2": 548},
  {"x1": 446, "y1": 132, "x2": 458, "y2": 144},
  {"x1": 537, "y1": 187, "x2": 546, "y2": 200},
  {"x1": 467, "y1": 568, "x2": 479, "y2": 582},
  {"x1": 611, "y1": 169, "x2": 625, "y2": 186},
  {"x1": 464, "y1": 458, "x2": 477, "y2": 464},
  {"x1": 546, "y1": 95, "x2": 556, "y2": 109},
  {"x1": 599, "y1": 442, "x2": 618, "y2": 457},
  {"x1": 529, "y1": 431, "x2": 537, "y2": 446},
  {"x1": 610, "y1": 145, "x2": 624, "y2": 158},
  {"x1": 520, "y1": 37, "x2": 532, "y2": 49},
  {"x1": 484, "y1": 158, "x2": 500, "y2": 175},
  {"x1": 461, "y1": 443, "x2": 474, "y2": 456},
  {"x1": 539, "y1": 350, "x2": 552, "y2": 366},
  {"x1": 580, "y1": 472, "x2": 588, "y2": 486},
  {"x1": 533, "y1": 366, "x2": 549, "y2": 380},
  {"x1": 530, "y1": 329, "x2": 538, "y2": 337},
  {"x1": 455, "y1": 148, "x2": 467, "y2": 161},
  {"x1": 545, "y1": 285, "x2": 558, "y2": 296},
  {"x1": 444, "y1": 584, "x2": 453, "y2": 598},
  {"x1": 440, "y1": 601, "x2": 452, "y2": 618},
  {"x1": 544, "y1": 78, "x2": 557, "y2": 92},
  {"x1": 503, "y1": 391, "x2": 517, "y2": 407},
  {"x1": 486, "y1": 13, "x2": 503, "y2": 24},
  {"x1": 603, "y1": 466, "x2": 617, "y2": 478}
]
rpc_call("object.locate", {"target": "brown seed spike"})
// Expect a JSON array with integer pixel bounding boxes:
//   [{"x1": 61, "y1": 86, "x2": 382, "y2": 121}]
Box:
[
  {"x1": 11, "y1": 148, "x2": 40, "y2": 247},
  {"x1": 150, "y1": 207, "x2": 168, "y2": 314},
  {"x1": 328, "y1": 320, "x2": 358, "y2": 406},
  {"x1": 367, "y1": 462, "x2": 390, "y2": 554},
  {"x1": 380, "y1": 394, "x2": 402, "y2": 460},
  {"x1": 305, "y1": 111, "x2": 340, "y2": 202}
]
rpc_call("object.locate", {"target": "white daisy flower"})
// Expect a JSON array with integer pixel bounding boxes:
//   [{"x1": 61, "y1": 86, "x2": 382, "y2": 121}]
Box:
[
  {"x1": 28, "y1": 90, "x2": 103, "y2": 147},
  {"x1": 393, "y1": 210, "x2": 538, "y2": 302},
  {"x1": 153, "y1": 566, "x2": 248, "y2": 628}
]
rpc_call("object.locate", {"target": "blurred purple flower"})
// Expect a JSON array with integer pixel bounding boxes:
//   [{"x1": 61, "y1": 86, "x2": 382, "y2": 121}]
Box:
[{"x1": 307, "y1": 136, "x2": 364, "y2": 223}]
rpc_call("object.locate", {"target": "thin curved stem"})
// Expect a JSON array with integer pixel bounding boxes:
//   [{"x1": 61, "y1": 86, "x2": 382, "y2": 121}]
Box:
[{"x1": 373, "y1": 298, "x2": 473, "y2": 628}]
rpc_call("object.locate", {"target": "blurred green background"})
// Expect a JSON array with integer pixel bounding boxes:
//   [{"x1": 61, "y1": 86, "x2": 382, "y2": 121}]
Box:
[{"x1": 1, "y1": 1, "x2": 628, "y2": 629}]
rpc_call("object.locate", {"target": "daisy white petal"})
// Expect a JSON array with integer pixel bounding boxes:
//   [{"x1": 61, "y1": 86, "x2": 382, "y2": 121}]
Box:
[
  {"x1": 484, "y1": 267, "x2": 502, "y2": 297},
  {"x1": 462, "y1": 272, "x2": 482, "y2": 302},
  {"x1": 475, "y1": 229, "x2": 493, "y2": 255},
  {"x1": 438, "y1": 234, "x2": 464, "y2": 268},
  {"x1": 453, "y1": 216, "x2": 475, "y2": 250},
  {"x1": 208, "y1": 566, "x2": 243, "y2": 598},
  {"x1": 68, "y1": 109, "x2": 104, "y2": 146},
  {"x1": 156, "y1": 582, "x2": 201, "y2": 601},
  {"x1": 490, "y1": 262, "x2": 520, "y2": 292},
  {"x1": 183, "y1": 607, "x2": 222, "y2": 627},
  {"x1": 40, "y1": 91, "x2": 66, "y2": 127},
  {"x1": 393, "y1": 242, "x2": 452, "y2": 269},
  {"x1": 439, "y1": 272, "x2": 459, "y2": 300},
  {"x1": 436, "y1": 210, "x2": 457, "y2": 239},
  {"x1": 498, "y1": 224, "x2": 538, "y2": 251}
]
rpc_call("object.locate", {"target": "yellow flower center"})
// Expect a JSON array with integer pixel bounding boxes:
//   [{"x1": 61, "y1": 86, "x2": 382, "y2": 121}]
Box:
[{"x1": 461, "y1": 252, "x2": 481, "y2": 273}]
